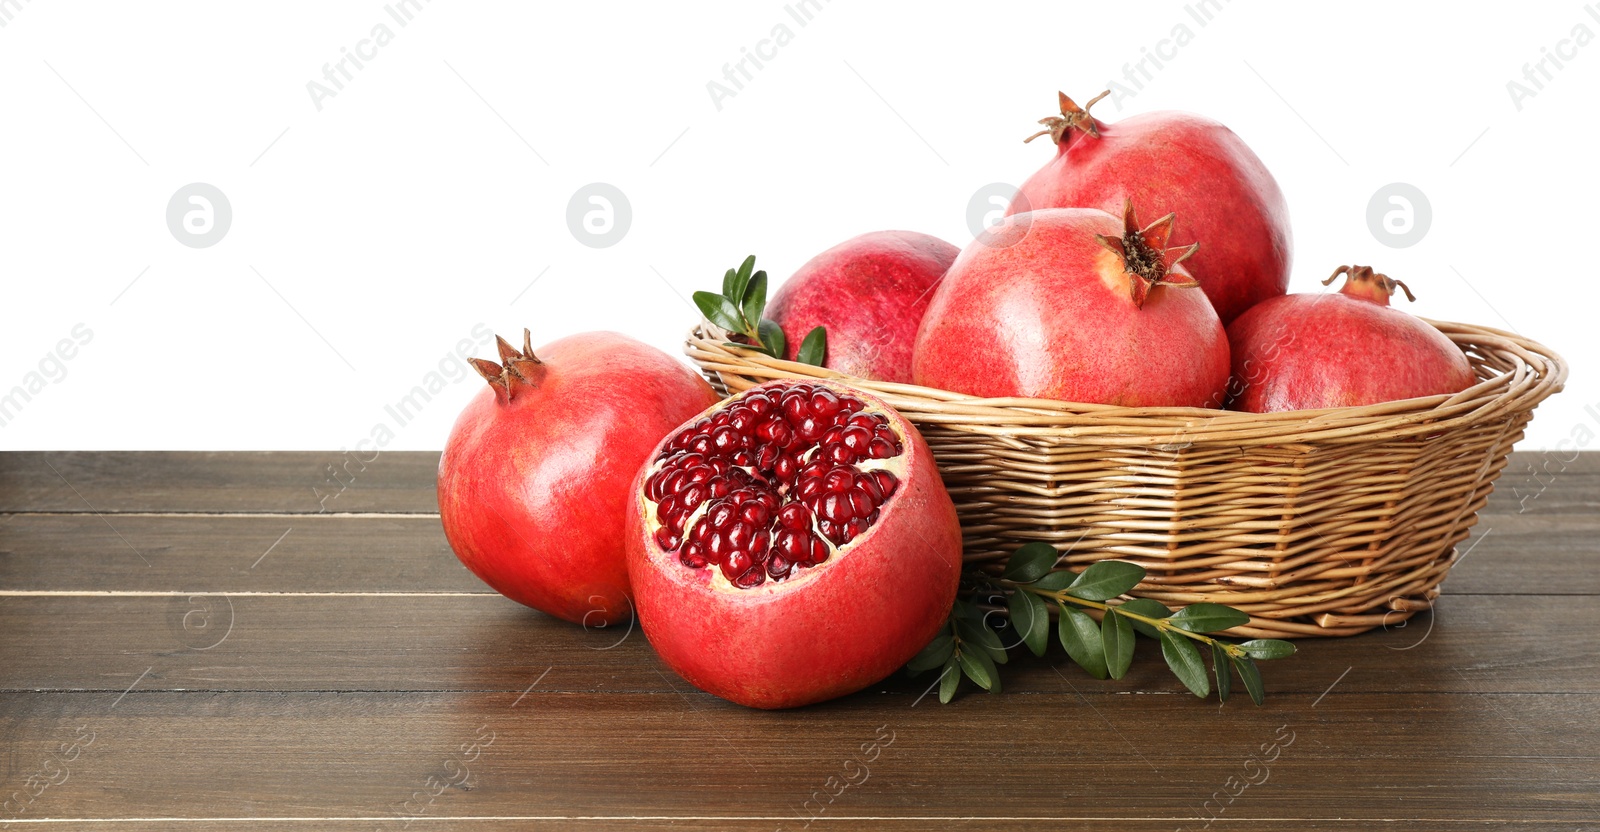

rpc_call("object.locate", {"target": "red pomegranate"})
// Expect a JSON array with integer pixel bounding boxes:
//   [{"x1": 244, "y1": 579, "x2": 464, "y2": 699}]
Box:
[
  {"x1": 1226, "y1": 266, "x2": 1477, "y2": 412},
  {"x1": 913, "y1": 203, "x2": 1230, "y2": 408},
  {"x1": 765, "y1": 230, "x2": 958, "y2": 383},
  {"x1": 1009, "y1": 91, "x2": 1292, "y2": 324},
  {"x1": 626, "y1": 380, "x2": 962, "y2": 709},
  {"x1": 438, "y1": 330, "x2": 719, "y2": 626}
]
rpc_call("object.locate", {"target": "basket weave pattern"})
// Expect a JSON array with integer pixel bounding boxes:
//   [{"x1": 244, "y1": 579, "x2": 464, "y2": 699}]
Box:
[{"x1": 685, "y1": 320, "x2": 1565, "y2": 638}]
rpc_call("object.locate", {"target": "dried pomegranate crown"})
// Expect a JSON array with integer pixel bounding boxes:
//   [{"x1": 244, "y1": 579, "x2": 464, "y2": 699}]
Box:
[
  {"x1": 1025, "y1": 90, "x2": 1111, "y2": 145},
  {"x1": 1094, "y1": 200, "x2": 1203, "y2": 308},
  {"x1": 469, "y1": 329, "x2": 546, "y2": 403},
  {"x1": 1324, "y1": 265, "x2": 1416, "y2": 306}
]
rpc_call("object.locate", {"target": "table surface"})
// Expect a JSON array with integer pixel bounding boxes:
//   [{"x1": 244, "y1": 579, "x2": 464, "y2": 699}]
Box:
[{"x1": 1, "y1": 450, "x2": 1596, "y2": 831}]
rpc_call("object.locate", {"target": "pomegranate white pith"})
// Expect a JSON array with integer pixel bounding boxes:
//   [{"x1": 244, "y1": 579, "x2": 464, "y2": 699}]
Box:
[{"x1": 626, "y1": 380, "x2": 963, "y2": 709}]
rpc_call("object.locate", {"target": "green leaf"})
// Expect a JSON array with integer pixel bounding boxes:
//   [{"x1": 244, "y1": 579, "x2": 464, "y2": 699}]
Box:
[
  {"x1": 1213, "y1": 644, "x2": 1232, "y2": 703},
  {"x1": 741, "y1": 270, "x2": 767, "y2": 330},
  {"x1": 1057, "y1": 605, "x2": 1108, "y2": 680},
  {"x1": 726, "y1": 256, "x2": 756, "y2": 308},
  {"x1": 1065, "y1": 560, "x2": 1145, "y2": 602},
  {"x1": 906, "y1": 634, "x2": 954, "y2": 674},
  {"x1": 954, "y1": 615, "x2": 1007, "y2": 665},
  {"x1": 1238, "y1": 639, "x2": 1297, "y2": 660},
  {"x1": 796, "y1": 326, "x2": 827, "y2": 366},
  {"x1": 756, "y1": 319, "x2": 786, "y2": 360},
  {"x1": 1102, "y1": 609, "x2": 1134, "y2": 680},
  {"x1": 1159, "y1": 630, "x2": 1209, "y2": 698},
  {"x1": 1232, "y1": 655, "x2": 1266, "y2": 706},
  {"x1": 1114, "y1": 598, "x2": 1172, "y2": 639},
  {"x1": 1167, "y1": 602, "x2": 1251, "y2": 634},
  {"x1": 693, "y1": 291, "x2": 746, "y2": 333},
  {"x1": 1008, "y1": 590, "x2": 1051, "y2": 658},
  {"x1": 1031, "y1": 571, "x2": 1075, "y2": 591},
  {"x1": 958, "y1": 647, "x2": 997, "y2": 692},
  {"x1": 721, "y1": 267, "x2": 739, "y2": 300},
  {"x1": 938, "y1": 656, "x2": 960, "y2": 704},
  {"x1": 1003, "y1": 542, "x2": 1059, "y2": 583}
]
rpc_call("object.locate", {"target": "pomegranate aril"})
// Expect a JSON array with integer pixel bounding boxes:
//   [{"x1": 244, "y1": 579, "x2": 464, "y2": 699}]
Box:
[
  {"x1": 747, "y1": 394, "x2": 774, "y2": 416},
  {"x1": 654, "y1": 527, "x2": 681, "y2": 551},
  {"x1": 781, "y1": 392, "x2": 807, "y2": 421},
  {"x1": 841, "y1": 426, "x2": 872, "y2": 452},
  {"x1": 867, "y1": 438, "x2": 896, "y2": 459},
  {"x1": 826, "y1": 445, "x2": 855, "y2": 464},
  {"x1": 776, "y1": 528, "x2": 808, "y2": 561},
  {"x1": 797, "y1": 478, "x2": 824, "y2": 501},
  {"x1": 756, "y1": 491, "x2": 778, "y2": 511},
  {"x1": 808, "y1": 388, "x2": 842, "y2": 417},
  {"x1": 755, "y1": 444, "x2": 779, "y2": 470},
  {"x1": 711, "y1": 411, "x2": 731, "y2": 428},
  {"x1": 689, "y1": 435, "x2": 713, "y2": 455},
  {"x1": 727, "y1": 522, "x2": 752, "y2": 550},
  {"x1": 855, "y1": 473, "x2": 882, "y2": 501},
  {"x1": 843, "y1": 517, "x2": 870, "y2": 542},
  {"x1": 742, "y1": 502, "x2": 771, "y2": 527},
  {"x1": 796, "y1": 416, "x2": 824, "y2": 443},
  {"x1": 872, "y1": 470, "x2": 898, "y2": 497},
  {"x1": 692, "y1": 519, "x2": 712, "y2": 543},
  {"x1": 849, "y1": 489, "x2": 874, "y2": 518},
  {"x1": 808, "y1": 537, "x2": 830, "y2": 566},
  {"x1": 767, "y1": 555, "x2": 792, "y2": 580},
  {"x1": 721, "y1": 549, "x2": 753, "y2": 580},
  {"x1": 732, "y1": 565, "x2": 765, "y2": 588},
  {"x1": 778, "y1": 503, "x2": 811, "y2": 530},
  {"x1": 824, "y1": 468, "x2": 854, "y2": 492},
  {"x1": 708, "y1": 478, "x2": 732, "y2": 498},
  {"x1": 731, "y1": 450, "x2": 753, "y2": 466},
  {"x1": 680, "y1": 543, "x2": 708, "y2": 569},
  {"x1": 821, "y1": 492, "x2": 853, "y2": 524},
  {"x1": 706, "y1": 503, "x2": 735, "y2": 530},
  {"x1": 680, "y1": 483, "x2": 708, "y2": 510},
  {"x1": 729, "y1": 407, "x2": 755, "y2": 433},
  {"x1": 774, "y1": 455, "x2": 798, "y2": 484},
  {"x1": 821, "y1": 426, "x2": 845, "y2": 447}
]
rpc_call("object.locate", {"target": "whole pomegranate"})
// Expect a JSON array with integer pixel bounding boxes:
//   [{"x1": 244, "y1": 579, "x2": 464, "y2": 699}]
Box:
[
  {"x1": 766, "y1": 230, "x2": 958, "y2": 383},
  {"x1": 626, "y1": 380, "x2": 962, "y2": 709},
  {"x1": 1226, "y1": 266, "x2": 1477, "y2": 412},
  {"x1": 913, "y1": 203, "x2": 1230, "y2": 408},
  {"x1": 438, "y1": 330, "x2": 719, "y2": 626},
  {"x1": 1009, "y1": 91, "x2": 1291, "y2": 324}
]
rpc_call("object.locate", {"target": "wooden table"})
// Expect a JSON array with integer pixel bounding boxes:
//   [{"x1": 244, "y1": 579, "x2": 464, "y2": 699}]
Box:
[{"x1": 1, "y1": 451, "x2": 1596, "y2": 830}]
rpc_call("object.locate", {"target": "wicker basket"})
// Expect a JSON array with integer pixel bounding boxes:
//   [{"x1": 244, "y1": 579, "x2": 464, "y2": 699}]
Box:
[{"x1": 684, "y1": 320, "x2": 1566, "y2": 638}]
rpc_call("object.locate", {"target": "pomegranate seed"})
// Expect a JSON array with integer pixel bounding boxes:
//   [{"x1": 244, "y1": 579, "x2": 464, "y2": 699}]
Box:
[
  {"x1": 821, "y1": 426, "x2": 845, "y2": 447},
  {"x1": 755, "y1": 444, "x2": 779, "y2": 470},
  {"x1": 727, "y1": 522, "x2": 751, "y2": 550},
  {"x1": 840, "y1": 426, "x2": 872, "y2": 452},
  {"x1": 778, "y1": 503, "x2": 810, "y2": 530},
  {"x1": 817, "y1": 519, "x2": 840, "y2": 543},
  {"x1": 775, "y1": 528, "x2": 807, "y2": 561},
  {"x1": 773, "y1": 455, "x2": 798, "y2": 484},
  {"x1": 872, "y1": 470, "x2": 898, "y2": 497},
  {"x1": 689, "y1": 436, "x2": 712, "y2": 455},
  {"x1": 797, "y1": 478, "x2": 824, "y2": 501},
  {"x1": 747, "y1": 394, "x2": 774, "y2": 416},
  {"x1": 692, "y1": 519, "x2": 712, "y2": 542},
  {"x1": 706, "y1": 534, "x2": 727, "y2": 563},
  {"x1": 767, "y1": 555, "x2": 792, "y2": 579},
  {"x1": 824, "y1": 468, "x2": 854, "y2": 492},
  {"x1": 655, "y1": 527, "x2": 681, "y2": 551},
  {"x1": 781, "y1": 392, "x2": 807, "y2": 422},
  {"x1": 706, "y1": 503, "x2": 735, "y2": 530},
  {"x1": 808, "y1": 537, "x2": 830, "y2": 566},
  {"x1": 796, "y1": 416, "x2": 824, "y2": 443},
  {"x1": 708, "y1": 478, "x2": 732, "y2": 498},
  {"x1": 731, "y1": 450, "x2": 753, "y2": 466},
  {"x1": 721, "y1": 549, "x2": 753, "y2": 580},
  {"x1": 867, "y1": 438, "x2": 896, "y2": 459},
  {"x1": 821, "y1": 492, "x2": 853, "y2": 524},
  {"x1": 710, "y1": 426, "x2": 737, "y2": 453},
  {"x1": 711, "y1": 411, "x2": 731, "y2": 428},
  {"x1": 742, "y1": 502, "x2": 771, "y2": 527},
  {"x1": 849, "y1": 488, "x2": 873, "y2": 518},
  {"x1": 733, "y1": 565, "x2": 765, "y2": 588},
  {"x1": 843, "y1": 517, "x2": 870, "y2": 542},
  {"x1": 855, "y1": 473, "x2": 882, "y2": 501},
  {"x1": 680, "y1": 544, "x2": 708, "y2": 569},
  {"x1": 680, "y1": 483, "x2": 708, "y2": 510},
  {"x1": 729, "y1": 407, "x2": 755, "y2": 433},
  {"x1": 808, "y1": 388, "x2": 842, "y2": 417},
  {"x1": 826, "y1": 445, "x2": 854, "y2": 464}
]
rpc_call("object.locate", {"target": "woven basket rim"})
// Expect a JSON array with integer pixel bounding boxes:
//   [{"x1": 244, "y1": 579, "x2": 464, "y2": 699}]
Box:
[{"x1": 684, "y1": 318, "x2": 1566, "y2": 448}]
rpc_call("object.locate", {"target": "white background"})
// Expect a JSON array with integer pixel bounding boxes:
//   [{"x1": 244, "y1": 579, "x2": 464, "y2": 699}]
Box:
[{"x1": 0, "y1": 0, "x2": 1593, "y2": 451}]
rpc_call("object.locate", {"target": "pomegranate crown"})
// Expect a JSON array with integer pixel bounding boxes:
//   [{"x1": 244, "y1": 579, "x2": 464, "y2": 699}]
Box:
[
  {"x1": 1323, "y1": 265, "x2": 1416, "y2": 307},
  {"x1": 1094, "y1": 200, "x2": 1202, "y2": 309},
  {"x1": 1024, "y1": 90, "x2": 1110, "y2": 145},
  {"x1": 469, "y1": 329, "x2": 546, "y2": 402}
]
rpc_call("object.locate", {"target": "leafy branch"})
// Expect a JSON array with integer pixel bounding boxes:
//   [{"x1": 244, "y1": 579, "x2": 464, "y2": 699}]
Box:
[
  {"x1": 908, "y1": 542, "x2": 1296, "y2": 705},
  {"x1": 693, "y1": 255, "x2": 826, "y2": 365}
]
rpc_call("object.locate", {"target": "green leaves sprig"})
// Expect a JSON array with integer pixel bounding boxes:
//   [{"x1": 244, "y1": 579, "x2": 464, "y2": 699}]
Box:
[
  {"x1": 909, "y1": 542, "x2": 1297, "y2": 705},
  {"x1": 693, "y1": 255, "x2": 826, "y2": 365}
]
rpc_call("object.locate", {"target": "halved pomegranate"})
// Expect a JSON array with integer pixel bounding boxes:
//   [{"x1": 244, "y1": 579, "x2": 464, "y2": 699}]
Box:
[{"x1": 625, "y1": 380, "x2": 962, "y2": 709}]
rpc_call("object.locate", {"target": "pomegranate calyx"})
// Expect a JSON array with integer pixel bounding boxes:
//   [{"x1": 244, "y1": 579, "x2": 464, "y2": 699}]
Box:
[
  {"x1": 470, "y1": 328, "x2": 547, "y2": 402},
  {"x1": 1323, "y1": 265, "x2": 1415, "y2": 307},
  {"x1": 1096, "y1": 201, "x2": 1204, "y2": 308},
  {"x1": 1024, "y1": 90, "x2": 1110, "y2": 146}
]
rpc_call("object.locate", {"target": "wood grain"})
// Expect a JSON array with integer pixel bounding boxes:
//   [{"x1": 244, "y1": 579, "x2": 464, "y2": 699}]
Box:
[
  {"x1": 2, "y1": 690, "x2": 1595, "y2": 824},
  {"x1": 2, "y1": 450, "x2": 1597, "y2": 830}
]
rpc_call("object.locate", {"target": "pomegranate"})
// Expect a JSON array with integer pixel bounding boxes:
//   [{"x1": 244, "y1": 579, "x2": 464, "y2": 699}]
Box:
[
  {"x1": 438, "y1": 330, "x2": 719, "y2": 626},
  {"x1": 626, "y1": 380, "x2": 962, "y2": 709},
  {"x1": 913, "y1": 203, "x2": 1230, "y2": 408},
  {"x1": 1226, "y1": 266, "x2": 1477, "y2": 412},
  {"x1": 765, "y1": 230, "x2": 958, "y2": 383},
  {"x1": 1009, "y1": 91, "x2": 1292, "y2": 324}
]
